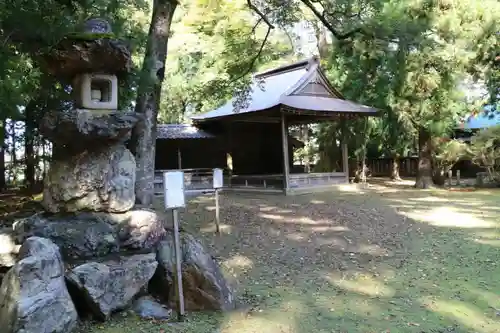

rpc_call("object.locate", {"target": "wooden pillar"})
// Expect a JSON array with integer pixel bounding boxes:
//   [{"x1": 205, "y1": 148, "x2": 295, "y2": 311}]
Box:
[
  {"x1": 280, "y1": 111, "x2": 290, "y2": 193},
  {"x1": 341, "y1": 119, "x2": 349, "y2": 183},
  {"x1": 177, "y1": 147, "x2": 182, "y2": 169}
]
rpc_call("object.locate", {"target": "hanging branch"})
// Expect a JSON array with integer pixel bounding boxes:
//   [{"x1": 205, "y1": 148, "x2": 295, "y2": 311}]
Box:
[
  {"x1": 300, "y1": 0, "x2": 363, "y2": 40},
  {"x1": 247, "y1": 0, "x2": 275, "y2": 28},
  {"x1": 229, "y1": 1, "x2": 275, "y2": 83}
]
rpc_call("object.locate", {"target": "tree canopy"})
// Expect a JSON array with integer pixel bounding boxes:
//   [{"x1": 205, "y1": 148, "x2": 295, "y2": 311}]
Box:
[{"x1": 0, "y1": 0, "x2": 498, "y2": 191}]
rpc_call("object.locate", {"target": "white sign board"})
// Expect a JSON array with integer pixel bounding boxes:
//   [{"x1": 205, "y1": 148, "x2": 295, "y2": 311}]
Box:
[
  {"x1": 213, "y1": 168, "x2": 223, "y2": 189},
  {"x1": 163, "y1": 171, "x2": 185, "y2": 209}
]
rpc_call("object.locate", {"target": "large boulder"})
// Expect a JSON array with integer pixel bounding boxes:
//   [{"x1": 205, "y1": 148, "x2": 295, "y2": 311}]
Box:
[
  {"x1": 151, "y1": 231, "x2": 235, "y2": 312},
  {"x1": 13, "y1": 209, "x2": 167, "y2": 260},
  {"x1": 13, "y1": 213, "x2": 119, "y2": 260},
  {"x1": 0, "y1": 237, "x2": 78, "y2": 333},
  {"x1": 42, "y1": 144, "x2": 136, "y2": 213},
  {"x1": 66, "y1": 253, "x2": 157, "y2": 320}
]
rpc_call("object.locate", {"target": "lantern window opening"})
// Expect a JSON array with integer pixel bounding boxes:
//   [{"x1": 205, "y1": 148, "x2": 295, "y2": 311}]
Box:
[{"x1": 91, "y1": 78, "x2": 112, "y2": 103}]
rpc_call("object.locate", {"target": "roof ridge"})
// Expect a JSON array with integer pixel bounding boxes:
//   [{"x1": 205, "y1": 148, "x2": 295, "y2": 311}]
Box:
[{"x1": 255, "y1": 56, "x2": 319, "y2": 79}]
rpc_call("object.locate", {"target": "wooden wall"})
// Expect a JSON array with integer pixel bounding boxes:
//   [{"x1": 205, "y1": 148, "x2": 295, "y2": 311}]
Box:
[
  {"x1": 227, "y1": 122, "x2": 293, "y2": 175},
  {"x1": 155, "y1": 122, "x2": 293, "y2": 175},
  {"x1": 155, "y1": 139, "x2": 227, "y2": 170}
]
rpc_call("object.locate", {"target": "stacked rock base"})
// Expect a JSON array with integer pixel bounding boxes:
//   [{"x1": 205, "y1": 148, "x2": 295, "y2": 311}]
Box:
[
  {"x1": 0, "y1": 210, "x2": 235, "y2": 333},
  {"x1": 39, "y1": 109, "x2": 143, "y2": 214}
]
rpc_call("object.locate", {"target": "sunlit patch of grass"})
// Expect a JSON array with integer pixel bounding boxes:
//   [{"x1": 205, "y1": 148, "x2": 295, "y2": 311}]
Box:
[
  {"x1": 325, "y1": 273, "x2": 395, "y2": 298},
  {"x1": 402, "y1": 206, "x2": 497, "y2": 228},
  {"x1": 425, "y1": 299, "x2": 500, "y2": 333},
  {"x1": 223, "y1": 254, "x2": 253, "y2": 272}
]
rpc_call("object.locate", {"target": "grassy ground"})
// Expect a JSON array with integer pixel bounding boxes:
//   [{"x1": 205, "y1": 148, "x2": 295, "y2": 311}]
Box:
[{"x1": 3, "y1": 181, "x2": 500, "y2": 333}]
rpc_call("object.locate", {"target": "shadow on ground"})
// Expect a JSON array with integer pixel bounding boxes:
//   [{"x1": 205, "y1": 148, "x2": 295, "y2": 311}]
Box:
[{"x1": 162, "y1": 182, "x2": 500, "y2": 333}]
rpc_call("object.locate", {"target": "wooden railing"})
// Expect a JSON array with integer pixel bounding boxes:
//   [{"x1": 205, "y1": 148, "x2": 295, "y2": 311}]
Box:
[
  {"x1": 154, "y1": 169, "x2": 349, "y2": 194},
  {"x1": 289, "y1": 172, "x2": 346, "y2": 188},
  {"x1": 154, "y1": 168, "x2": 217, "y2": 195},
  {"x1": 228, "y1": 174, "x2": 284, "y2": 189},
  {"x1": 224, "y1": 172, "x2": 347, "y2": 190}
]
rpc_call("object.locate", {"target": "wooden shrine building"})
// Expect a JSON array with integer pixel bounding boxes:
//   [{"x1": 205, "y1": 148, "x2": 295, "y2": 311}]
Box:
[{"x1": 155, "y1": 56, "x2": 378, "y2": 194}]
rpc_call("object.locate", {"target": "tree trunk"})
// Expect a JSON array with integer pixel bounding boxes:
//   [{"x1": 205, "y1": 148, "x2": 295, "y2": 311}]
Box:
[
  {"x1": 432, "y1": 169, "x2": 446, "y2": 186},
  {"x1": 0, "y1": 119, "x2": 6, "y2": 191},
  {"x1": 301, "y1": 125, "x2": 310, "y2": 173},
  {"x1": 415, "y1": 127, "x2": 433, "y2": 189},
  {"x1": 10, "y1": 120, "x2": 17, "y2": 184},
  {"x1": 24, "y1": 101, "x2": 36, "y2": 191},
  {"x1": 390, "y1": 155, "x2": 402, "y2": 181},
  {"x1": 129, "y1": 0, "x2": 178, "y2": 206}
]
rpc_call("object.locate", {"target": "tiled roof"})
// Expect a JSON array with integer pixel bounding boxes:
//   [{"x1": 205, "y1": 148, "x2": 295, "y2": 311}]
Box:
[
  {"x1": 191, "y1": 56, "x2": 378, "y2": 122},
  {"x1": 157, "y1": 124, "x2": 215, "y2": 139}
]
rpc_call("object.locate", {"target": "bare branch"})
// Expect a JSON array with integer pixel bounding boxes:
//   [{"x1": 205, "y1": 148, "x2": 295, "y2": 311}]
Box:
[
  {"x1": 226, "y1": 0, "x2": 275, "y2": 84},
  {"x1": 246, "y1": 0, "x2": 275, "y2": 29},
  {"x1": 300, "y1": 0, "x2": 363, "y2": 40},
  {"x1": 230, "y1": 25, "x2": 272, "y2": 84},
  {"x1": 1, "y1": 30, "x2": 15, "y2": 48},
  {"x1": 251, "y1": 17, "x2": 263, "y2": 35}
]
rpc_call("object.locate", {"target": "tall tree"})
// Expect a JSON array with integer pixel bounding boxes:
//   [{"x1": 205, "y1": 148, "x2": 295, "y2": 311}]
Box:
[
  {"x1": 130, "y1": 0, "x2": 178, "y2": 205},
  {"x1": 282, "y1": 0, "x2": 499, "y2": 188}
]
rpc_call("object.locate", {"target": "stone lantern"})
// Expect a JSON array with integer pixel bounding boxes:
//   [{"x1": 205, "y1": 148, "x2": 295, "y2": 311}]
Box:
[
  {"x1": 37, "y1": 18, "x2": 141, "y2": 212},
  {"x1": 0, "y1": 17, "x2": 235, "y2": 333}
]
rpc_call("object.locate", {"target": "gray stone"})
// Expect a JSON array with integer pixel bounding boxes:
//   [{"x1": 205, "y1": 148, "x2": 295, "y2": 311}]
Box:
[
  {"x1": 133, "y1": 296, "x2": 172, "y2": 320},
  {"x1": 40, "y1": 110, "x2": 143, "y2": 151},
  {"x1": 106, "y1": 208, "x2": 167, "y2": 251},
  {"x1": 13, "y1": 209, "x2": 168, "y2": 260},
  {"x1": 66, "y1": 253, "x2": 157, "y2": 320},
  {"x1": 13, "y1": 213, "x2": 119, "y2": 260},
  {"x1": 82, "y1": 18, "x2": 113, "y2": 35},
  {"x1": 42, "y1": 144, "x2": 136, "y2": 213},
  {"x1": 152, "y1": 231, "x2": 235, "y2": 312},
  {"x1": 42, "y1": 38, "x2": 131, "y2": 80},
  {"x1": 0, "y1": 237, "x2": 78, "y2": 333}
]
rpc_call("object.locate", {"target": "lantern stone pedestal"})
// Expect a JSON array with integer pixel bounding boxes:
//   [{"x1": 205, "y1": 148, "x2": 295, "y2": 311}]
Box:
[
  {"x1": 0, "y1": 18, "x2": 235, "y2": 333},
  {"x1": 39, "y1": 109, "x2": 142, "y2": 213}
]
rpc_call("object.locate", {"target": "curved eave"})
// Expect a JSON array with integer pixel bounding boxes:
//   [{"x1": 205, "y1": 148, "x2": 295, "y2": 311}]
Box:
[{"x1": 280, "y1": 95, "x2": 379, "y2": 116}]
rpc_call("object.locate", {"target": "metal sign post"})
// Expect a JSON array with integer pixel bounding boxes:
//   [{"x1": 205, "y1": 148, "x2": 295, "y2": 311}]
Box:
[
  {"x1": 213, "y1": 168, "x2": 223, "y2": 234},
  {"x1": 163, "y1": 171, "x2": 186, "y2": 322}
]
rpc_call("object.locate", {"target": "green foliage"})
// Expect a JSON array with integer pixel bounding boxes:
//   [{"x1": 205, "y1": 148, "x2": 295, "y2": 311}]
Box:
[
  {"x1": 470, "y1": 124, "x2": 500, "y2": 181},
  {"x1": 0, "y1": 0, "x2": 150, "y2": 119},
  {"x1": 469, "y1": 18, "x2": 499, "y2": 110},
  {"x1": 158, "y1": 0, "x2": 294, "y2": 123},
  {"x1": 307, "y1": 0, "x2": 499, "y2": 171},
  {"x1": 433, "y1": 138, "x2": 469, "y2": 173}
]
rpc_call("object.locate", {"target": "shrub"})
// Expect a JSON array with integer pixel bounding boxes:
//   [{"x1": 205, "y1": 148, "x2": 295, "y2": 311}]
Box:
[
  {"x1": 432, "y1": 139, "x2": 470, "y2": 185},
  {"x1": 469, "y1": 124, "x2": 500, "y2": 183}
]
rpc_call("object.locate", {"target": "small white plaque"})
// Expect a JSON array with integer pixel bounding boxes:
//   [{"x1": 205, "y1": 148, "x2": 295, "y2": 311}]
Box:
[
  {"x1": 213, "y1": 168, "x2": 223, "y2": 189},
  {"x1": 163, "y1": 171, "x2": 185, "y2": 209}
]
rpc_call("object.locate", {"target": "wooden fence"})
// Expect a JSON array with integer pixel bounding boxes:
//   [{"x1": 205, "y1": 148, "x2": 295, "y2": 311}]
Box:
[
  {"x1": 363, "y1": 157, "x2": 419, "y2": 177},
  {"x1": 362, "y1": 157, "x2": 484, "y2": 178}
]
